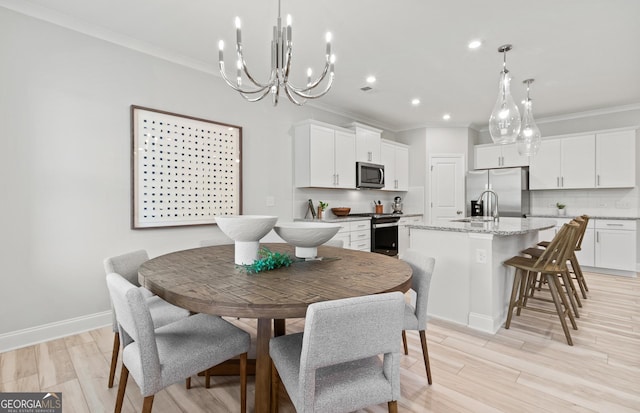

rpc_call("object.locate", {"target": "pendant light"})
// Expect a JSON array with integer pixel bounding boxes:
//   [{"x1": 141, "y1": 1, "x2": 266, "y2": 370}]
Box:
[
  {"x1": 489, "y1": 44, "x2": 521, "y2": 144},
  {"x1": 517, "y1": 79, "x2": 542, "y2": 156}
]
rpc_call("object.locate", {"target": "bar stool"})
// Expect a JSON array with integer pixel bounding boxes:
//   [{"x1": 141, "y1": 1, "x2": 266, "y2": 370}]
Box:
[
  {"x1": 503, "y1": 221, "x2": 580, "y2": 345},
  {"x1": 533, "y1": 215, "x2": 590, "y2": 298},
  {"x1": 521, "y1": 216, "x2": 588, "y2": 317}
]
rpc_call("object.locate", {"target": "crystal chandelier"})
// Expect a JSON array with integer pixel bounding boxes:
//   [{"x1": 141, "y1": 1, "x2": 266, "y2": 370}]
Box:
[
  {"x1": 217, "y1": 0, "x2": 335, "y2": 106},
  {"x1": 489, "y1": 44, "x2": 521, "y2": 144},
  {"x1": 517, "y1": 79, "x2": 542, "y2": 156}
]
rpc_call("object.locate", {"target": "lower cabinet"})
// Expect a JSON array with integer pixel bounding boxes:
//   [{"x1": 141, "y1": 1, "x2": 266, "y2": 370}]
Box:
[
  {"x1": 331, "y1": 220, "x2": 371, "y2": 251},
  {"x1": 594, "y1": 220, "x2": 637, "y2": 272},
  {"x1": 538, "y1": 218, "x2": 635, "y2": 273},
  {"x1": 399, "y1": 216, "x2": 423, "y2": 256}
]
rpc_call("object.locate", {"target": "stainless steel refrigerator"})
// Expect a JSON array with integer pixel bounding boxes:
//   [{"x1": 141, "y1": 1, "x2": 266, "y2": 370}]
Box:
[{"x1": 466, "y1": 167, "x2": 530, "y2": 218}]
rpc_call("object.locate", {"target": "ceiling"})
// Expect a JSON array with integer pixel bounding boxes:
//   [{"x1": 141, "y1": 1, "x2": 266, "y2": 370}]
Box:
[{"x1": 4, "y1": 0, "x2": 640, "y2": 131}]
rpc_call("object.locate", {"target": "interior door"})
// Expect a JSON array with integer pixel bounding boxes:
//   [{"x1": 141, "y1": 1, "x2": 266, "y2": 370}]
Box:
[{"x1": 429, "y1": 155, "x2": 465, "y2": 223}]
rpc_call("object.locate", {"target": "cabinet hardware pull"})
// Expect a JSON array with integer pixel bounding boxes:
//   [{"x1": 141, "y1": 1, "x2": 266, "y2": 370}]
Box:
[
  {"x1": 557, "y1": 177, "x2": 560, "y2": 187},
  {"x1": 597, "y1": 175, "x2": 600, "y2": 186},
  {"x1": 336, "y1": 174, "x2": 339, "y2": 186},
  {"x1": 596, "y1": 232, "x2": 600, "y2": 242},
  {"x1": 561, "y1": 176, "x2": 564, "y2": 187},
  {"x1": 606, "y1": 223, "x2": 624, "y2": 227}
]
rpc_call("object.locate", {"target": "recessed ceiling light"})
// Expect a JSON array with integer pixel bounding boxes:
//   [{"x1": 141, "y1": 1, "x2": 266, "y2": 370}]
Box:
[
  {"x1": 366, "y1": 75, "x2": 376, "y2": 84},
  {"x1": 468, "y1": 40, "x2": 482, "y2": 49},
  {"x1": 442, "y1": 113, "x2": 451, "y2": 120},
  {"x1": 411, "y1": 98, "x2": 420, "y2": 106}
]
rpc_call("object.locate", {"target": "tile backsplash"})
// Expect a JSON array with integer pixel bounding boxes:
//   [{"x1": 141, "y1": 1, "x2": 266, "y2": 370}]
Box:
[{"x1": 530, "y1": 188, "x2": 639, "y2": 217}]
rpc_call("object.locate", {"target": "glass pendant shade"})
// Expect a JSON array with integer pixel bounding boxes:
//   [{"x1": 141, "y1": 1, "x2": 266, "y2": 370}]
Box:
[
  {"x1": 517, "y1": 99, "x2": 542, "y2": 156},
  {"x1": 489, "y1": 71, "x2": 521, "y2": 144}
]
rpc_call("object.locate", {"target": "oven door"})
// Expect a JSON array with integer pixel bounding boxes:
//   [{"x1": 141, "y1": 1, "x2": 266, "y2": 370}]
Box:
[{"x1": 372, "y1": 222, "x2": 398, "y2": 256}]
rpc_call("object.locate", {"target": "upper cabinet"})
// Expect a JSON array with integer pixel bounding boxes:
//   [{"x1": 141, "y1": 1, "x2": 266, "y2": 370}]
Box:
[
  {"x1": 474, "y1": 143, "x2": 529, "y2": 169},
  {"x1": 381, "y1": 140, "x2": 409, "y2": 191},
  {"x1": 529, "y1": 128, "x2": 636, "y2": 190},
  {"x1": 530, "y1": 134, "x2": 595, "y2": 189},
  {"x1": 294, "y1": 120, "x2": 356, "y2": 189},
  {"x1": 595, "y1": 130, "x2": 636, "y2": 188},
  {"x1": 348, "y1": 122, "x2": 383, "y2": 163}
]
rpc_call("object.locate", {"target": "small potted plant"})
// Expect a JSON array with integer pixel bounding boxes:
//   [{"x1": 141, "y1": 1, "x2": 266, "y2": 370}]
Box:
[
  {"x1": 556, "y1": 202, "x2": 566, "y2": 216},
  {"x1": 317, "y1": 201, "x2": 328, "y2": 219}
]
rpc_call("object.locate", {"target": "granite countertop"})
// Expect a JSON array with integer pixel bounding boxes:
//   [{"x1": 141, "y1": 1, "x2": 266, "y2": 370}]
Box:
[
  {"x1": 526, "y1": 214, "x2": 639, "y2": 221},
  {"x1": 296, "y1": 212, "x2": 423, "y2": 223},
  {"x1": 409, "y1": 217, "x2": 556, "y2": 236}
]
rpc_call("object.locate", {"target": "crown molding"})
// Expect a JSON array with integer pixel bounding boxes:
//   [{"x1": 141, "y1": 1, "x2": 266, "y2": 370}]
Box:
[{"x1": 477, "y1": 103, "x2": 640, "y2": 133}]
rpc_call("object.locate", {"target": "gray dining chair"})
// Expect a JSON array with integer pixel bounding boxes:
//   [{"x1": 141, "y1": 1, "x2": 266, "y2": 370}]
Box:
[
  {"x1": 399, "y1": 249, "x2": 435, "y2": 385},
  {"x1": 103, "y1": 250, "x2": 190, "y2": 388},
  {"x1": 269, "y1": 292, "x2": 404, "y2": 413},
  {"x1": 106, "y1": 272, "x2": 251, "y2": 413}
]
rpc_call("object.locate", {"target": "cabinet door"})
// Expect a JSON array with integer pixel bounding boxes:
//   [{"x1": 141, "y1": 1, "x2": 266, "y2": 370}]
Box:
[
  {"x1": 381, "y1": 141, "x2": 396, "y2": 191},
  {"x1": 308, "y1": 125, "x2": 336, "y2": 187},
  {"x1": 355, "y1": 128, "x2": 381, "y2": 163},
  {"x1": 530, "y1": 139, "x2": 562, "y2": 189},
  {"x1": 595, "y1": 229, "x2": 636, "y2": 271},
  {"x1": 475, "y1": 145, "x2": 502, "y2": 169},
  {"x1": 501, "y1": 143, "x2": 529, "y2": 167},
  {"x1": 596, "y1": 130, "x2": 636, "y2": 188},
  {"x1": 334, "y1": 130, "x2": 356, "y2": 188},
  {"x1": 576, "y1": 228, "x2": 595, "y2": 267},
  {"x1": 561, "y1": 134, "x2": 595, "y2": 189},
  {"x1": 395, "y1": 145, "x2": 409, "y2": 191}
]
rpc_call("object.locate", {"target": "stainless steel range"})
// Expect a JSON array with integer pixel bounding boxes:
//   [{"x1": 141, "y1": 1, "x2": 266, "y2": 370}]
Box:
[{"x1": 348, "y1": 213, "x2": 401, "y2": 256}]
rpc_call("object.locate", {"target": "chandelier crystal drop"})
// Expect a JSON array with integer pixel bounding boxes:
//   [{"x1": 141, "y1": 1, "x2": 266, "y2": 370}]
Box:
[
  {"x1": 517, "y1": 79, "x2": 542, "y2": 156},
  {"x1": 217, "y1": 0, "x2": 335, "y2": 106},
  {"x1": 489, "y1": 44, "x2": 521, "y2": 144}
]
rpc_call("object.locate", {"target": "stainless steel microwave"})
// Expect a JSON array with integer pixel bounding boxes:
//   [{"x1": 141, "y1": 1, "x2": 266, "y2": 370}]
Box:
[{"x1": 356, "y1": 162, "x2": 385, "y2": 189}]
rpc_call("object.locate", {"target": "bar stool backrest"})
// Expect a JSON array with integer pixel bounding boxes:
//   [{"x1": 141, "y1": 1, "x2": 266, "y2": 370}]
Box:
[
  {"x1": 574, "y1": 215, "x2": 590, "y2": 251},
  {"x1": 533, "y1": 221, "x2": 580, "y2": 272}
]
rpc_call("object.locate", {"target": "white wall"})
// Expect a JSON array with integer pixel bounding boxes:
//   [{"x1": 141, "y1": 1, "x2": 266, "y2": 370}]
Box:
[{"x1": 0, "y1": 8, "x2": 365, "y2": 344}]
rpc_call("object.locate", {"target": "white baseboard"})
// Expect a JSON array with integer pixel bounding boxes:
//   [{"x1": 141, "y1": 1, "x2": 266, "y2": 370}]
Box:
[{"x1": 0, "y1": 311, "x2": 112, "y2": 353}]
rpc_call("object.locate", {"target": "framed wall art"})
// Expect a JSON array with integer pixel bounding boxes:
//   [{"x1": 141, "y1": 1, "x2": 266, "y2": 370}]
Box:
[{"x1": 131, "y1": 105, "x2": 242, "y2": 228}]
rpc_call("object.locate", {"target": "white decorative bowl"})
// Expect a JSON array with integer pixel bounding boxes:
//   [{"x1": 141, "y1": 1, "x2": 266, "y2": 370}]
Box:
[
  {"x1": 215, "y1": 215, "x2": 278, "y2": 265},
  {"x1": 274, "y1": 222, "x2": 341, "y2": 258}
]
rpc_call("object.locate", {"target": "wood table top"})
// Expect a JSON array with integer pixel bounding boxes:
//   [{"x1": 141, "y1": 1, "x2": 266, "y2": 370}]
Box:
[{"x1": 138, "y1": 243, "x2": 413, "y2": 319}]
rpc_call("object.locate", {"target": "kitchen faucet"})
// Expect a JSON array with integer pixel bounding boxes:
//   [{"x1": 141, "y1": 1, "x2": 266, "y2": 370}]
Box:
[{"x1": 477, "y1": 190, "x2": 499, "y2": 221}]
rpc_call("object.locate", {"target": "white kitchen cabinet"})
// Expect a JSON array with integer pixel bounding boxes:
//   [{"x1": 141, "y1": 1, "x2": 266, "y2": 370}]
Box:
[
  {"x1": 329, "y1": 220, "x2": 371, "y2": 251},
  {"x1": 474, "y1": 143, "x2": 529, "y2": 169},
  {"x1": 595, "y1": 219, "x2": 636, "y2": 272},
  {"x1": 595, "y1": 130, "x2": 636, "y2": 188},
  {"x1": 348, "y1": 122, "x2": 382, "y2": 163},
  {"x1": 529, "y1": 134, "x2": 595, "y2": 189},
  {"x1": 381, "y1": 140, "x2": 409, "y2": 191},
  {"x1": 398, "y1": 216, "x2": 423, "y2": 256},
  {"x1": 295, "y1": 120, "x2": 356, "y2": 189}
]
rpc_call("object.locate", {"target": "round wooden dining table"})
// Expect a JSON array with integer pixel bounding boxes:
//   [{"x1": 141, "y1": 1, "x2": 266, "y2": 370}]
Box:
[{"x1": 138, "y1": 243, "x2": 413, "y2": 413}]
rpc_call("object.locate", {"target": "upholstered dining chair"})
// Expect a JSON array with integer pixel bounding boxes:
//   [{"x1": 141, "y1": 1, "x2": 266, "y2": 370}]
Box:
[
  {"x1": 399, "y1": 249, "x2": 436, "y2": 385},
  {"x1": 106, "y1": 273, "x2": 251, "y2": 413},
  {"x1": 269, "y1": 292, "x2": 405, "y2": 413},
  {"x1": 103, "y1": 250, "x2": 190, "y2": 388}
]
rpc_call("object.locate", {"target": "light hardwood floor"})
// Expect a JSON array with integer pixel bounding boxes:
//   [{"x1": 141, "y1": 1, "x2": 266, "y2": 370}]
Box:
[{"x1": 1, "y1": 271, "x2": 639, "y2": 412}]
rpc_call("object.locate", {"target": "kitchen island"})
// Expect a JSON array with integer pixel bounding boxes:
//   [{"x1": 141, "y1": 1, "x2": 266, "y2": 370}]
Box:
[{"x1": 409, "y1": 217, "x2": 556, "y2": 334}]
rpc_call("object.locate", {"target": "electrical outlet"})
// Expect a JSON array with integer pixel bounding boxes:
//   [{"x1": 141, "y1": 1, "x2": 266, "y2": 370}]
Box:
[
  {"x1": 599, "y1": 202, "x2": 608, "y2": 208},
  {"x1": 615, "y1": 201, "x2": 631, "y2": 209},
  {"x1": 266, "y1": 196, "x2": 275, "y2": 207},
  {"x1": 476, "y1": 249, "x2": 487, "y2": 264}
]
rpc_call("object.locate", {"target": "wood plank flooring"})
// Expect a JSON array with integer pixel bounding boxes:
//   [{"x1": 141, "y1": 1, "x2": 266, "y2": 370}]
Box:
[{"x1": 1, "y1": 271, "x2": 639, "y2": 412}]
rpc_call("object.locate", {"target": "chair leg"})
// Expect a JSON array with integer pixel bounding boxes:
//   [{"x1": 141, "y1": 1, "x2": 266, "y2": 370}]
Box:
[
  {"x1": 570, "y1": 254, "x2": 588, "y2": 298},
  {"x1": 240, "y1": 353, "x2": 247, "y2": 413},
  {"x1": 561, "y1": 270, "x2": 581, "y2": 317},
  {"x1": 516, "y1": 271, "x2": 531, "y2": 316},
  {"x1": 388, "y1": 400, "x2": 398, "y2": 413},
  {"x1": 108, "y1": 332, "x2": 120, "y2": 388},
  {"x1": 546, "y1": 273, "x2": 574, "y2": 346},
  {"x1": 186, "y1": 377, "x2": 191, "y2": 389},
  {"x1": 114, "y1": 364, "x2": 129, "y2": 413},
  {"x1": 505, "y1": 269, "x2": 522, "y2": 329},
  {"x1": 271, "y1": 361, "x2": 279, "y2": 413},
  {"x1": 205, "y1": 367, "x2": 211, "y2": 388},
  {"x1": 141, "y1": 395, "x2": 154, "y2": 413},
  {"x1": 401, "y1": 330, "x2": 408, "y2": 355},
  {"x1": 419, "y1": 330, "x2": 432, "y2": 385}
]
